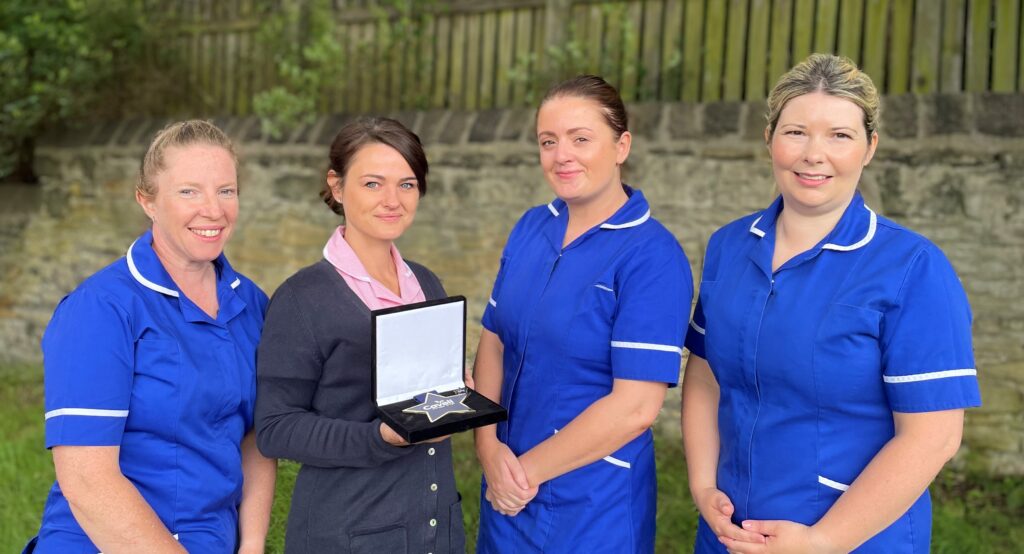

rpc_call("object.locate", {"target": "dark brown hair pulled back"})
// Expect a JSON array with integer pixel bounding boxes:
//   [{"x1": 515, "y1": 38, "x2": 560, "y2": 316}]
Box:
[
  {"x1": 322, "y1": 117, "x2": 428, "y2": 216},
  {"x1": 539, "y1": 75, "x2": 629, "y2": 138}
]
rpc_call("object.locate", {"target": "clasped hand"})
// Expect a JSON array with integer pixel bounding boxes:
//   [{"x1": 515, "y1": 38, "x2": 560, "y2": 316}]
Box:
[
  {"x1": 696, "y1": 487, "x2": 841, "y2": 554},
  {"x1": 479, "y1": 441, "x2": 537, "y2": 517}
]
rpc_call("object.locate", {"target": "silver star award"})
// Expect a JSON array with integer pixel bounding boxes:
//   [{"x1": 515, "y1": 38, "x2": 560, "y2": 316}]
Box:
[{"x1": 403, "y1": 391, "x2": 475, "y2": 423}]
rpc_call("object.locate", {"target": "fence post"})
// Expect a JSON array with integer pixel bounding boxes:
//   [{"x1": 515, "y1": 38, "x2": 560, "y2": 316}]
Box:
[{"x1": 543, "y1": 0, "x2": 572, "y2": 73}]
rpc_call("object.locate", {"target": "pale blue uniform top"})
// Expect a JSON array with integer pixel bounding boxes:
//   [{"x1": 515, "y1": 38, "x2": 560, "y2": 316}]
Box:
[
  {"x1": 31, "y1": 230, "x2": 267, "y2": 553},
  {"x1": 685, "y1": 192, "x2": 981, "y2": 553},
  {"x1": 477, "y1": 187, "x2": 693, "y2": 553}
]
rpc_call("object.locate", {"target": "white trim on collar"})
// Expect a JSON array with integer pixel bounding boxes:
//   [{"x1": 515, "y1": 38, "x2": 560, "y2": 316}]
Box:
[
  {"x1": 547, "y1": 203, "x2": 560, "y2": 217},
  {"x1": 601, "y1": 209, "x2": 651, "y2": 230},
  {"x1": 230, "y1": 278, "x2": 241, "y2": 289},
  {"x1": 127, "y1": 239, "x2": 179, "y2": 297},
  {"x1": 822, "y1": 205, "x2": 877, "y2": 251},
  {"x1": 749, "y1": 216, "x2": 766, "y2": 237}
]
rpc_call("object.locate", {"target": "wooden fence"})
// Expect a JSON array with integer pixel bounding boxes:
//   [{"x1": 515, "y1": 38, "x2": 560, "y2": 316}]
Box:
[{"x1": 149, "y1": 0, "x2": 1024, "y2": 116}]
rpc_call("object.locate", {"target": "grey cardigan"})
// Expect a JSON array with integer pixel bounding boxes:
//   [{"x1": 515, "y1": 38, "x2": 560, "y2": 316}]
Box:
[{"x1": 255, "y1": 259, "x2": 466, "y2": 554}]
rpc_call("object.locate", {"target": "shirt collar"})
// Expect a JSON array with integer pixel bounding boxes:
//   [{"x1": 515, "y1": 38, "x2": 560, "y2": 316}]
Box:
[
  {"x1": 748, "y1": 191, "x2": 877, "y2": 252},
  {"x1": 126, "y1": 229, "x2": 241, "y2": 298},
  {"x1": 544, "y1": 184, "x2": 652, "y2": 240},
  {"x1": 322, "y1": 226, "x2": 414, "y2": 282}
]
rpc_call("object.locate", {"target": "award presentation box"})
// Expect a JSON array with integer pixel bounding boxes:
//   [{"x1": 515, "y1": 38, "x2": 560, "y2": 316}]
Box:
[{"x1": 371, "y1": 296, "x2": 507, "y2": 443}]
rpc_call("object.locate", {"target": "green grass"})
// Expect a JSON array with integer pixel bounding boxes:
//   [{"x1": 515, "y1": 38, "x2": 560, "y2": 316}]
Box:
[{"x1": 3, "y1": 368, "x2": 1020, "y2": 553}]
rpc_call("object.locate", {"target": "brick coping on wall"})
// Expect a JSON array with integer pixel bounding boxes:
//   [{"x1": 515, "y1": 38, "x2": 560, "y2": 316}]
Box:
[{"x1": 37, "y1": 93, "x2": 1024, "y2": 151}]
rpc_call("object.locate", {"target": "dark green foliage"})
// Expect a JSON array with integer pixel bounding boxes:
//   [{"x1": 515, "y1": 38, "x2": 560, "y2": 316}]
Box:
[{"x1": 0, "y1": 0, "x2": 145, "y2": 181}]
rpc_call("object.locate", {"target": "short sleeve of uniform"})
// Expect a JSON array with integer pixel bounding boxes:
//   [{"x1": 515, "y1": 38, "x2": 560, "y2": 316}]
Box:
[
  {"x1": 610, "y1": 236, "x2": 693, "y2": 385},
  {"x1": 43, "y1": 287, "x2": 135, "y2": 447},
  {"x1": 482, "y1": 213, "x2": 529, "y2": 333},
  {"x1": 684, "y1": 299, "x2": 707, "y2": 360},
  {"x1": 881, "y1": 245, "x2": 981, "y2": 412}
]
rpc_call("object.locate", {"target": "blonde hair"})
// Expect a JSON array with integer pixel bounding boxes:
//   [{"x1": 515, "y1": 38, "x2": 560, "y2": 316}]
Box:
[
  {"x1": 137, "y1": 120, "x2": 237, "y2": 198},
  {"x1": 766, "y1": 53, "x2": 879, "y2": 143}
]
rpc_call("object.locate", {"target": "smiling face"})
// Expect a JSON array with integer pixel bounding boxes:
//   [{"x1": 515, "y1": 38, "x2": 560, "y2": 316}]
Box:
[
  {"x1": 137, "y1": 144, "x2": 238, "y2": 271},
  {"x1": 536, "y1": 95, "x2": 631, "y2": 207},
  {"x1": 328, "y1": 142, "x2": 420, "y2": 246},
  {"x1": 768, "y1": 91, "x2": 878, "y2": 217}
]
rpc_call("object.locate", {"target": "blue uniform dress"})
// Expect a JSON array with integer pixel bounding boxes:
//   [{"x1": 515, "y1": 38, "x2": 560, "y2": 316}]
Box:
[
  {"x1": 685, "y1": 192, "x2": 981, "y2": 554},
  {"x1": 477, "y1": 187, "x2": 693, "y2": 553},
  {"x1": 32, "y1": 230, "x2": 268, "y2": 553}
]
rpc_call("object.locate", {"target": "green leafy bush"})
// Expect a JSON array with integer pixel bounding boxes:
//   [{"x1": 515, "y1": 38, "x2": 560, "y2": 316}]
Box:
[{"x1": 0, "y1": 0, "x2": 146, "y2": 182}]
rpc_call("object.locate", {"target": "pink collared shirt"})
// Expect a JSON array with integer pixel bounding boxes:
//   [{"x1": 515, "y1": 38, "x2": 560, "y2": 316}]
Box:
[{"x1": 323, "y1": 226, "x2": 425, "y2": 310}]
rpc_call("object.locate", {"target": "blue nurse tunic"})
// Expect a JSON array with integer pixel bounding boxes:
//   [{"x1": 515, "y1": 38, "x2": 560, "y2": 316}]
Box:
[
  {"x1": 685, "y1": 192, "x2": 981, "y2": 553},
  {"x1": 33, "y1": 230, "x2": 268, "y2": 553},
  {"x1": 477, "y1": 187, "x2": 693, "y2": 553}
]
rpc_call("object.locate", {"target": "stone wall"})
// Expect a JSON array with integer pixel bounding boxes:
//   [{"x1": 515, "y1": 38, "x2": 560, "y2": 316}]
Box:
[{"x1": 1, "y1": 92, "x2": 1022, "y2": 474}]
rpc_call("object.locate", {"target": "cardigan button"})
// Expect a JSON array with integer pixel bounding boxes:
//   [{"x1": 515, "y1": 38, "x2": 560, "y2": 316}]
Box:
[
  {"x1": 429, "y1": 518, "x2": 437, "y2": 527},
  {"x1": 428, "y1": 447, "x2": 436, "y2": 456}
]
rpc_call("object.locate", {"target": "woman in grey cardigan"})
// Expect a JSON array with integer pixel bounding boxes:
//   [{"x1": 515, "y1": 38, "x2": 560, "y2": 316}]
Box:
[{"x1": 255, "y1": 118, "x2": 465, "y2": 553}]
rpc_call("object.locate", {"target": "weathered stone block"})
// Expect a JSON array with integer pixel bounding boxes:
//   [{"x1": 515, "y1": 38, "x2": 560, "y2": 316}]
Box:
[
  {"x1": 704, "y1": 101, "x2": 742, "y2": 136},
  {"x1": 628, "y1": 103, "x2": 664, "y2": 140},
  {"x1": 418, "y1": 110, "x2": 450, "y2": 144},
  {"x1": 742, "y1": 100, "x2": 768, "y2": 141},
  {"x1": 498, "y1": 108, "x2": 532, "y2": 142},
  {"x1": 469, "y1": 109, "x2": 503, "y2": 143},
  {"x1": 976, "y1": 93, "x2": 1024, "y2": 137},
  {"x1": 438, "y1": 111, "x2": 473, "y2": 144},
  {"x1": 316, "y1": 114, "x2": 355, "y2": 145},
  {"x1": 923, "y1": 94, "x2": 969, "y2": 135},
  {"x1": 666, "y1": 102, "x2": 700, "y2": 140},
  {"x1": 881, "y1": 94, "x2": 918, "y2": 138}
]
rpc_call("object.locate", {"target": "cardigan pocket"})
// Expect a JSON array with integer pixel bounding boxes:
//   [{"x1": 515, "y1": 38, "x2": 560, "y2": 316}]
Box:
[{"x1": 349, "y1": 524, "x2": 407, "y2": 554}]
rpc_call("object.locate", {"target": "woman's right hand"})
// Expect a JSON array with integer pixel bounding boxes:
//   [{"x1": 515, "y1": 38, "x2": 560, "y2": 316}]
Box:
[
  {"x1": 694, "y1": 487, "x2": 766, "y2": 545},
  {"x1": 478, "y1": 439, "x2": 537, "y2": 516}
]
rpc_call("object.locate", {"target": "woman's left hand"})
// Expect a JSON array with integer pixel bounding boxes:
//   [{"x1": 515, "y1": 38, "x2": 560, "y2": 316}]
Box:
[{"x1": 720, "y1": 520, "x2": 841, "y2": 554}]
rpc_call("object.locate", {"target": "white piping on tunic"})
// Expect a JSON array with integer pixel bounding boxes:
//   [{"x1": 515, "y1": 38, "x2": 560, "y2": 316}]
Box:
[
  {"x1": 883, "y1": 369, "x2": 977, "y2": 383},
  {"x1": 610, "y1": 341, "x2": 683, "y2": 356},
  {"x1": 600, "y1": 209, "x2": 651, "y2": 230},
  {"x1": 127, "y1": 240, "x2": 179, "y2": 297},
  {"x1": 822, "y1": 205, "x2": 877, "y2": 251},
  {"x1": 818, "y1": 475, "x2": 850, "y2": 492},
  {"x1": 749, "y1": 216, "x2": 766, "y2": 237},
  {"x1": 488, "y1": 297, "x2": 497, "y2": 308},
  {"x1": 547, "y1": 203, "x2": 560, "y2": 217},
  {"x1": 594, "y1": 284, "x2": 614, "y2": 293},
  {"x1": 45, "y1": 408, "x2": 129, "y2": 420},
  {"x1": 689, "y1": 320, "x2": 706, "y2": 335}
]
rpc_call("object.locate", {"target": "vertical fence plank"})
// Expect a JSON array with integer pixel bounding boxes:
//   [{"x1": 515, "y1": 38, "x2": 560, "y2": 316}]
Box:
[
  {"x1": 359, "y1": 21, "x2": 377, "y2": 113},
  {"x1": 480, "y1": 11, "x2": 497, "y2": 109},
  {"x1": 1019, "y1": 0, "x2": 1024, "y2": 91},
  {"x1": 511, "y1": 8, "x2": 533, "y2": 106},
  {"x1": 792, "y1": 0, "x2": 815, "y2": 61},
  {"x1": 465, "y1": 13, "x2": 482, "y2": 110},
  {"x1": 415, "y1": 12, "x2": 436, "y2": 110},
  {"x1": 587, "y1": 4, "x2": 604, "y2": 75},
  {"x1": 389, "y1": 16, "x2": 405, "y2": 112},
  {"x1": 992, "y1": 0, "x2": 1020, "y2": 91},
  {"x1": 620, "y1": 1, "x2": 643, "y2": 100},
  {"x1": 768, "y1": 0, "x2": 793, "y2": 90},
  {"x1": 723, "y1": 0, "x2": 748, "y2": 101},
  {"x1": 746, "y1": 0, "x2": 771, "y2": 100},
  {"x1": 660, "y1": 0, "x2": 684, "y2": 100},
  {"x1": 941, "y1": 0, "x2": 967, "y2": 92},
  {"x1": 450, "y1": 13, "x2": 467, "y2": 109},
  {"x1": 888, "y1": 0, "x2": 913, "y2": 94},
  {"x1": 433, "y1": 14, "x2": 452, "y2": 108},
  {"x1": 814, "y1": 0, "x2": 840, "y2": 53},
  {"x1": 496, "y1": 9, "x2": 516, "y2": 107},
  {"x1": 837, "y1": 0, "x2": 865, "y2": 61},
  {"x1": 640, "y1": 0, "x2": 664, "y2": 100},
  {"x1": 861, "y1": 0, "x2": 890, "y2": 89},
  {"x1": 966, "y1": 0, "x2": 992, "y2": 91},
  {"x1": 912, "y1": 0, "x2": 942, "y2": 93},
  {"x1": 702, "y1": 0, "x2": 727, "y2": 101},
  {"x1": 681, "y1": 0, "x2": 704, "y2": 100},
  {"x1": 604, "y1": 3, "x2": 626, "y2": 92}
]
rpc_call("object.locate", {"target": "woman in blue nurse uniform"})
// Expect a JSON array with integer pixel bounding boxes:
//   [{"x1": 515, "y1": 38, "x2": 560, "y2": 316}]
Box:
[
  {"x1": 473, "y1": 75, "x2": 693, "y2": 553},
  {"x1": 28, "y1": 121, "x2": 276, "y2": 553},
  {"x1": 681, "y1": 54, "x2": 981, "y2": 554}
]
